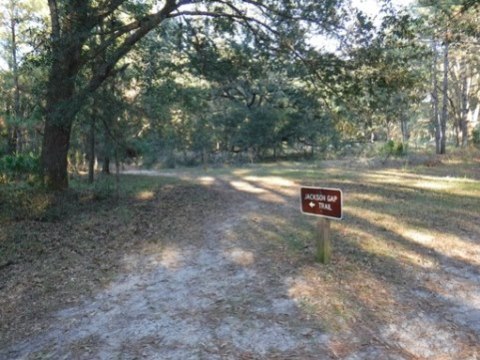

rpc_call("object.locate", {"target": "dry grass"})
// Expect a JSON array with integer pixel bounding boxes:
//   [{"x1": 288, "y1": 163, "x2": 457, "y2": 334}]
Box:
[
  {"x1": 201, "y1": 151, "x2": 480, "y2": 357},
  {"x1": 1, "y1": 150, "x2": 479, "y2": 358}
]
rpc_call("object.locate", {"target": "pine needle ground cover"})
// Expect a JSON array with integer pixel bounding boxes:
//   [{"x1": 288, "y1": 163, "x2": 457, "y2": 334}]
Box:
[{"x1": 1, "y1": 154, "x2": 479, "y2": 359}]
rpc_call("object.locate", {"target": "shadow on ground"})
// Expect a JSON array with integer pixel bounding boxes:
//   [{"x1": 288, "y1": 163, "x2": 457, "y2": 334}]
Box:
[{"x1": 1, "y1": 160, "x2": 479, "y2": 359}]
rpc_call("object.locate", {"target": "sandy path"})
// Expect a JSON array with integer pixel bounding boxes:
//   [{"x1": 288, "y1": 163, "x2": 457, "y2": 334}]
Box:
[
  {"x1": 4, "y1": 247, "x2": 327, "y2": 359},
  {"x1": 1, "y1": 174, "x2": 333, "y2": 359}
]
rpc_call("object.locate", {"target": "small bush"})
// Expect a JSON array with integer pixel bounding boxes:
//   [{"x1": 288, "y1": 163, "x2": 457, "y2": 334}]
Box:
[
  {"x1": 0, "y1": 183, "x2": 53, "y2": 221},
  {"x1": 0, "y1": 153, "x2": 40, "y2": 184},
  {"x1": 395, "y1": 142, "x2": 407, "y2": 155},
  {"x1": 382, "y1": 140, "x2": 407, "y2": 157},
  {"x1": 384, "y1": 140, "x2": 395, "y2": 155}
]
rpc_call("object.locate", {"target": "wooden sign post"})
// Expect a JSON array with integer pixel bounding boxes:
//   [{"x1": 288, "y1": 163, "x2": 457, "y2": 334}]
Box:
[
  {"x1": 300, "y1": 187, "x2": 343, "y2": 264},
  {"x1": 317, "y1": 217, "x2": 331, "y2": 263}
]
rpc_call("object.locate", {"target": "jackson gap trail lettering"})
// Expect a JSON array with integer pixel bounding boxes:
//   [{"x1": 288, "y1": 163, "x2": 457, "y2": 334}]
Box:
[
  {"x1": 300, "y1": 187, "x2": 343, "y2": 220},
  {"x1": 300, "y1": 187, "x2": 343, "y2": 264}
]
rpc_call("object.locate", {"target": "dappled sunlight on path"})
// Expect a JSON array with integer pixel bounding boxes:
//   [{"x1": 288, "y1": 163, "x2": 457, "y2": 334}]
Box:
[
  {"x1": 2, "y1": 162, "x2": 479, "y2": 359},
  {"x1": 2, "y1": 231, "x2": 331, "y2": 359}
]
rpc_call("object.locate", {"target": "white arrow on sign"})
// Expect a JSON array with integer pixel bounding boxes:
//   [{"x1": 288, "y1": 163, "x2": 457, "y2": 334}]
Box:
[{"x1": 309, "y1": 201, "x2": 316, "y2": 208}]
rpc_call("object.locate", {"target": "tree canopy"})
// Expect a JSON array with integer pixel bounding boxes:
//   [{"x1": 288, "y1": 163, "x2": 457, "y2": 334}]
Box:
[{"x1": 0, "y1": 0, "x2": 479, "y2": 188}]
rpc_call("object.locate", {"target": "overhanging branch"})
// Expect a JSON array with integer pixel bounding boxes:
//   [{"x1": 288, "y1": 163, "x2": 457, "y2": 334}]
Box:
[{"x1": 169, "y1": 10, "x2": 279, "y2": 36}]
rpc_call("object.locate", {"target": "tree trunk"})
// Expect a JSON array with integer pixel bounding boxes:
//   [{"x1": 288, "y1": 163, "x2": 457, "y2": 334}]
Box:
[
  {"x1": 460, "y1": 58, "x2": 469, "y2": 147},
  {"x1": 6, "y1": 5, "x2": 21, "y2": 155},
  {"x1": 432, "y1": 40, "x2": 441, "y2": 154},
  {"x1": 101, "y1": 104, "x2": 112, "y2": 175},
  {"x1": 41, "y1": 119, "x2": 72, "y2": 190},
  {"x1": 41, "y1": 2, "x2": 83, "y2": 190},
  {"x1": 385, "y1": 117, "x2": 391, "y2": 141},
  {"x1": 88, "y1": 115, "x2": 96, "y2": 184},
  {"x1": 454, "y1": 120, "x2": 460, "y2": 147},
  {"x1": 102, "y1": 155, "x2": 111, "y2": 174},
  {"x1": 6, "y1": 126, "x2": 18, "y2": 155},
  {"x1": 115, "y1": 147, "x2": 120, "y2": 200},
  {"x1": 470, "y1": 103, "x2": 480, "y2": 139},
  {"x1": 202, "y1": 147, "x2": 208, "y2": 170},
  {"x1": 400, "y1": 113, "x2": 408, "y2": 145},
  {"x1": 41, "y1": 58, "x2": 78, "y2": 190},
  {"x1": 439, "y1": 39, "x2": 449, "y2": 154}
]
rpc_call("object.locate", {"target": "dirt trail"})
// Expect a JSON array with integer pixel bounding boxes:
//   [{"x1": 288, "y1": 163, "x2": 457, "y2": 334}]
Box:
[
  {"x1": 1, "y1": 169, "x2": 480, "y2": 359},
  {"x1": 1, "y1": 173, "x2": 332, "y2": 359},
  {"x1": 4, "y1": 248, "x2": 327, "y2": 359}
]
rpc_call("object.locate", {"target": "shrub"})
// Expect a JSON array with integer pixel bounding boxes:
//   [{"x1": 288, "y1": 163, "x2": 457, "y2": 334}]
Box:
[
  {"x1": 395, "y1": 142, "x2": 407, "y2": 156},
  {"x1": 0, "y1": 153, "x2": 40, "y2": 184},
  {"x1": 0, "y1": 182, "x2": 52, "y2": 221},
  {"x1": 382, "y1": 140, "x2": 407, "y2": 157},
  {"x1": 384, "y1": 140, "x2": 395, "y2": 155}
]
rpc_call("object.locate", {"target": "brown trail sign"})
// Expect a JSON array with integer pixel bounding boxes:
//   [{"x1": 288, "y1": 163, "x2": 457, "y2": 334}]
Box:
[
  {"x1": 300, "y1": 187, "x2": 343, "y2": 220},
  {"x1": 300, "y1": 187, "x2": 343, "y2": 264}
]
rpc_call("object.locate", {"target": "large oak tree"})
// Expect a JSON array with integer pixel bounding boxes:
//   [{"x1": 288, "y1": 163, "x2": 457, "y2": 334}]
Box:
[{"x1": 41, "y1": 0, "x2": 343, "y2": 189}]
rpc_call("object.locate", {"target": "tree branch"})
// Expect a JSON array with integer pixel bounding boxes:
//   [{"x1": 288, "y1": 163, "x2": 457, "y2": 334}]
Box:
[
  {"x1": 82, "y1": 0, "x2": 178, "y2": 98},
  {"x1": 82, "y1": 1, "x2": 181, "y2": 68},
  {"x1": 47, "y1": 0, "x2": 60, "y2": 39},
  {"x1": 94, "y1": 0, "x2": 127, "y2": 23},
  {"x1": 169, "y1": 10, "x2": 279, "y2": 36}
]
